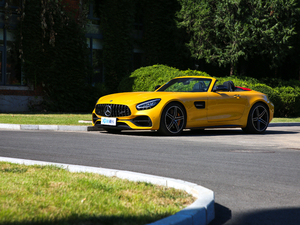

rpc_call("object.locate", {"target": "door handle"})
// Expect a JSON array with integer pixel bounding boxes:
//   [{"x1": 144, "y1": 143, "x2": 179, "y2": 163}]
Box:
[{"x1": 234, "y1": 95, "x2": 241, "y2": 99}]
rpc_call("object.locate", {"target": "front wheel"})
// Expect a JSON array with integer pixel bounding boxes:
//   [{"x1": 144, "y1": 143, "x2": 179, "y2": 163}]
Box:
[
  {"x1": 243, "y1": 103, "x2": 269, "y2": 134},
  {"x1": 158, "y1": 103, "x2": 186, "y2": 136}
]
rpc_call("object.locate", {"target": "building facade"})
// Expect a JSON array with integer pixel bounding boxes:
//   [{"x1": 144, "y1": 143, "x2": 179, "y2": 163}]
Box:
[{"x1": 0, "y1": 0, "x2": 102, "y2": 112}]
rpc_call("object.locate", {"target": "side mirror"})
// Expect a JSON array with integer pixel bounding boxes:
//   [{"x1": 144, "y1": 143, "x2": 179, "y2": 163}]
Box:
[
  {"x1": 213, "y1": 85, "x2": 228, "y2": 92},
  {"x1": 155, "y1": 85, "x2": 161, "y2": 90}
]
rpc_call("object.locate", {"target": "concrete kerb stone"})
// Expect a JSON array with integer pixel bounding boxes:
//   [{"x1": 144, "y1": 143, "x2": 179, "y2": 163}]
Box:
[
  {"x1": 1, "y1": 122, "x2": 299, "y2": 133},
  {"x1": 269, "y1": 122, "x2": 300, "y2": 127},
  {"x1": 0, "y1": 123, "x2": 21, "y2": 130},
  {"x1": 0, "y1": 123, "x2": 103, "y2": 132},
  {"x1": 39, "y1": 125, "x2": 59, "y2": 130},
  {"x1": 58, "y1": 125, "x2": 88, "y2": 132},
  {"x1": 0, "y1": 156, "x2": 215, "y2": 225},
  {"x1": 20, "y1": 124, "x2": 39, "y2": 130}
]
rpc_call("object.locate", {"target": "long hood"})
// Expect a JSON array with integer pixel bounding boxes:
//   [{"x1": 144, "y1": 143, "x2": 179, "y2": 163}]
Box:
[
  {"x1": 97, "y1": 91, "x2": 199, "y2": 105},
  {"x1": 98, "y1": 92, "x2": 166, "y2": 105}
]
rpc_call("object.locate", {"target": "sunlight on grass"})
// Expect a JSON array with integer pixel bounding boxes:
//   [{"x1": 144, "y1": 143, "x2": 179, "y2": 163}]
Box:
[
  {"x1": 0, "y1": 114, "x2": 92, "y2": 126},
  {"x1": 0, "y1": 162, "x2": 195, "y2": 225},
  {"x1": 271, "y1": 117, "x2": 300, "y2": 123}
]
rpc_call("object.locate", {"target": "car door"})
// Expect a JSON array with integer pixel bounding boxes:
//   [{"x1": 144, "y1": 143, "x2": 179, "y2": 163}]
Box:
[{"x1": 206, "y1": 91, "x2": 248, "y2": 122}]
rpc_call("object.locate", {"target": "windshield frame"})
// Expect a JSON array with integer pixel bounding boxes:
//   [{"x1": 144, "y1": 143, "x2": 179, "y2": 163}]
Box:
[{"x1": 156, "y1": 77, "x2": 212, "y2": 93}]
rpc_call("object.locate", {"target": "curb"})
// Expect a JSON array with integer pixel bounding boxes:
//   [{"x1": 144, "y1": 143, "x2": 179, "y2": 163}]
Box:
[
  {"x1": 0, "y1": 157, "x2": 215, "y2": 225},
  {"x1": 0, "y1": 122, "x2": 299, "y2": 133},
  {"x1": 0, "y1": 123, "x2": 103, "y2": 132},
  {"x1": 269, "y1": 122, "x2": 300, "y2": 127}
]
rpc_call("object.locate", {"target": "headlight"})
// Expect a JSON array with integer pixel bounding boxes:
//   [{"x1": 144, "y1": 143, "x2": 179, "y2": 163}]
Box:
[{"x1": 136, "y1": 99, "x2": 161, "y2": 110}]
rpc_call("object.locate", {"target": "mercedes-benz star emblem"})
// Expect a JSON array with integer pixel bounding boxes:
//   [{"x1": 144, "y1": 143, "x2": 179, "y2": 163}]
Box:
[{"x1": 104, "y1": 105, "x2": 112, "y2": 117}]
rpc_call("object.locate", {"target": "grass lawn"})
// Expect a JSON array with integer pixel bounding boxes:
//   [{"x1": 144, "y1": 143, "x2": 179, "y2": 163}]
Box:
[
  {"x1": 0, "y1": 113, "x2": 299, "y2": 125},
  {"x1": 0, "y1": 162, "x2": 195, "y2": 225},
  {"x1": 271, "y1": 117, "x2": 300, "y2": 123},
  {"x1": 0, "y1": 113, "x2": 92, "y2": 126}
]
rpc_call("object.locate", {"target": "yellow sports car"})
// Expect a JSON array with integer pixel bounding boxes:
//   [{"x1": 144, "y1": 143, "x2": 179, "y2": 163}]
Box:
[{"x1": 92, "y1": 76, "x2": 274, "y2": 135}]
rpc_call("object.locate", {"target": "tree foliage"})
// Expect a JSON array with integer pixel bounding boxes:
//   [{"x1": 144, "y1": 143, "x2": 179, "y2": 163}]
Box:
[
  {"x1": 177, "y1": 0, "x2": 300, "y2": 72},
  {"x1": 94, "y1": 0, "x2": 135, "y2": 93},
  {"x1": 18, "y1": 0, "x2": 94, "y2": 112},
  {"x1": 139, "y1": 0, "x2": 191, "y2": 69},
  {"x1": 92, "y1": 0, "x2": 192, "y2": 93}
]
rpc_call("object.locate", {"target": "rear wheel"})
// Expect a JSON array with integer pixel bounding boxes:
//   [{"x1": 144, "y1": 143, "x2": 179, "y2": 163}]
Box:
[
  {"x1": 158, "y1": 102, "x2": 186, "y2": 136},
  {"x1": 243, "y1": 103, "x2": 269, "y2": 134}
]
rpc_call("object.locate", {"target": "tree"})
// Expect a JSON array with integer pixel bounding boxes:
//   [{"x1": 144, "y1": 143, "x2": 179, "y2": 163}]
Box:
[
  {"x1": 177, "y1": 0, "x2": 300, "y2": 75},
  {"x1": 19, "y1": 0, "x2": 93, "y2": 112}
]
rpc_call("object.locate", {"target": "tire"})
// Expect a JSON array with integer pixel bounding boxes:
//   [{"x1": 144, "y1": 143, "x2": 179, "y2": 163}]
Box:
[
  {"x1": 243, "y1": 102, "x2": 269, "y2": 134},
  {"x1": 103, "y1": 128, "x2": 121, "y2": 134},
  {"x1": 158, "y1": 102, "x2": 186, "y2": 136}
]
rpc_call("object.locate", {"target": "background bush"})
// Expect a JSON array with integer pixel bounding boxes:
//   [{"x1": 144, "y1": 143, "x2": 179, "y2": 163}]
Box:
[
  {"x1": 118, "y1": 65, "x2": 210, "y2": 92},
  {"x1": 121, "y1": 65, "x2": 300, "y2": 118},
  {"x1": 118, "y1": 65, "x2": 185, "y2": 92}
]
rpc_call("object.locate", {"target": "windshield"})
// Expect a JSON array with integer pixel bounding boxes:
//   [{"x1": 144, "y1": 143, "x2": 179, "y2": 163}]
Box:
[{"x1": 157, "y1": 78, "x2": 212, "y2": 92}]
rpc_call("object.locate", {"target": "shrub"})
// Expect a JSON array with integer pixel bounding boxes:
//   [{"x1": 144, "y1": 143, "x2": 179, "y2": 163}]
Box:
[
  {"x1": 275, "y1": 86, "x2": 300, "y2": 117},
  {"x1": 118, "y1": 65, "x2": 185, "y2": 92},
  {"x1": 215, "y1": 76, "x2": 260, "y2": 87},
  {"x1": 181, "y1": 69, "x2": 210, "y2": 77},
  {"x1": 118, "y1": 65, "x2": 215, "y2": 92},
  {"x1": 260, "y1": 77, "x2": 300, "y2": 89}
]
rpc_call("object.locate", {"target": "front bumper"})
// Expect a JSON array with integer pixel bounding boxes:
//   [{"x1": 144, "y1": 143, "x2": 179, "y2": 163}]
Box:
[{"x1": 92, "y1": 112, "x2": 155, "y2": 130}]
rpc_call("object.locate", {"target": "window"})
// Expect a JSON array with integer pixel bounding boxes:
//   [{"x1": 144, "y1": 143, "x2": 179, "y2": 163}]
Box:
[
  {"x1": 86, "y1": 2, "x2": 103, "y2": 85},
  {"x1": 87, "y1": 38, "x2": 103, "y2": 85},
  {"x1": 0, "y1": 27, "x2": 23, "y2": 86},
  {"x1": 0, "y1": 0, "x2": 23, "y2": 86}
]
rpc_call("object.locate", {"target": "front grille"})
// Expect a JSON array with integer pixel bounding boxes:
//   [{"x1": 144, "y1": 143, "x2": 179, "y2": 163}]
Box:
[{"x1": 96, "y1": 104, "x2": 131, "y2": 117}]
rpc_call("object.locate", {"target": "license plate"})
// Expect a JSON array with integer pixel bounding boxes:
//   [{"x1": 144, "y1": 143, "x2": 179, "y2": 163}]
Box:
[{"x1": 101, "y1": 117, "x2": 117, "y2": 126}]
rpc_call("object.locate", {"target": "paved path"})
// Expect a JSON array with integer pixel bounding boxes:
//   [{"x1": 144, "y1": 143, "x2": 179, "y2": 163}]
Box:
[{"x1": 0, "y1": 125, "x2": 300, "y2": 224}]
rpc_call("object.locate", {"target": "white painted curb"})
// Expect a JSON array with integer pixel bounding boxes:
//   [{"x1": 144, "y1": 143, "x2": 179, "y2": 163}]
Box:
[
  {"x1": 0, "y1": 123, "x2": 102, "y2": 132},
  {"x1": 0, "y1": 122, "x2": 299, "y2": 133},
  {"x1": 0, "y1": 157, "x2": 215, "y2": 225},
  {"x1": 269, "y1": 122, "x2": 300, "y2": 127}
]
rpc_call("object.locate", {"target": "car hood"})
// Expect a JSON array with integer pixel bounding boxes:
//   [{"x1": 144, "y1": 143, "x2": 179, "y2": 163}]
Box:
[{"x1": 97, "y1": 92, "x2": 185, "y2": 105}]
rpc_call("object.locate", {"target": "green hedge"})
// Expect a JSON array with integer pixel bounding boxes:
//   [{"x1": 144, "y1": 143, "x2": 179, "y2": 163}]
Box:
[
  {"x1": 118, "y1": 65, "x2": 209, "y2": 92},
  {"x1": 120, "y1": 65, "x2": 300, "y2": 117},
  {"x1": 118, "y1": 65, "x2": 184, "y2": 92}
]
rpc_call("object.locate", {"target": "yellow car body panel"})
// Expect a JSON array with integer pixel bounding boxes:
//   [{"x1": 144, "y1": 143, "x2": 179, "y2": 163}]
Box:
[{"x1": 92, "y1": 76, "x2": 274, "y2": 134}]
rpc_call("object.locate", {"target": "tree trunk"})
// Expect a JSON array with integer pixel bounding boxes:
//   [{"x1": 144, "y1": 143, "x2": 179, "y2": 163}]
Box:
[
  {"x1": 230, "y1": 64, "x2": 234, "y2": 76},
  {"x1": 240, "y1": 60, "x2": 247, "y2": 76}
]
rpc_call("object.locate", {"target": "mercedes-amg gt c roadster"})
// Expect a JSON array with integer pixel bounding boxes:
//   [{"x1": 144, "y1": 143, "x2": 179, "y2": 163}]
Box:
[{"x1": 92, "y1": 76, "x2": 274, "y2": 135}]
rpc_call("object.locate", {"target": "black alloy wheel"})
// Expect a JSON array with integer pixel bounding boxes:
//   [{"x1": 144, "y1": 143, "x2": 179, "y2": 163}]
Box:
[
  {"x1": 243, "y1": 102, "x2": 269, "y2": 134},
  {"x1": 159, "y1": 102, "x2": 186, "y2": 135}
]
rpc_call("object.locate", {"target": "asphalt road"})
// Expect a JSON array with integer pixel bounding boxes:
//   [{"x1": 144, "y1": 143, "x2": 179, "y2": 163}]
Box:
[{"x1": 1, "y1": 126, "x2": 300, "y2": 225}]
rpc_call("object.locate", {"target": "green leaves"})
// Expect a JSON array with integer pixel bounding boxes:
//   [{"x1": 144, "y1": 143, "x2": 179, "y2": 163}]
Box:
[
  {"x1": 177, "y1": 0, "x2": 300, "y2": 70},
  {"x1": 95, "y1": 0, "x2": 135, "y2": 93},
  {"x1": 19, "y1": 0, "x2": 94, "y2": 112}
]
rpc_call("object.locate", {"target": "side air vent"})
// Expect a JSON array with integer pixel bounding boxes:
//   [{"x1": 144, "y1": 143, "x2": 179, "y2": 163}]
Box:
[{"x1": 194, "y1": 101, "x2": 205, "y2": 109}]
